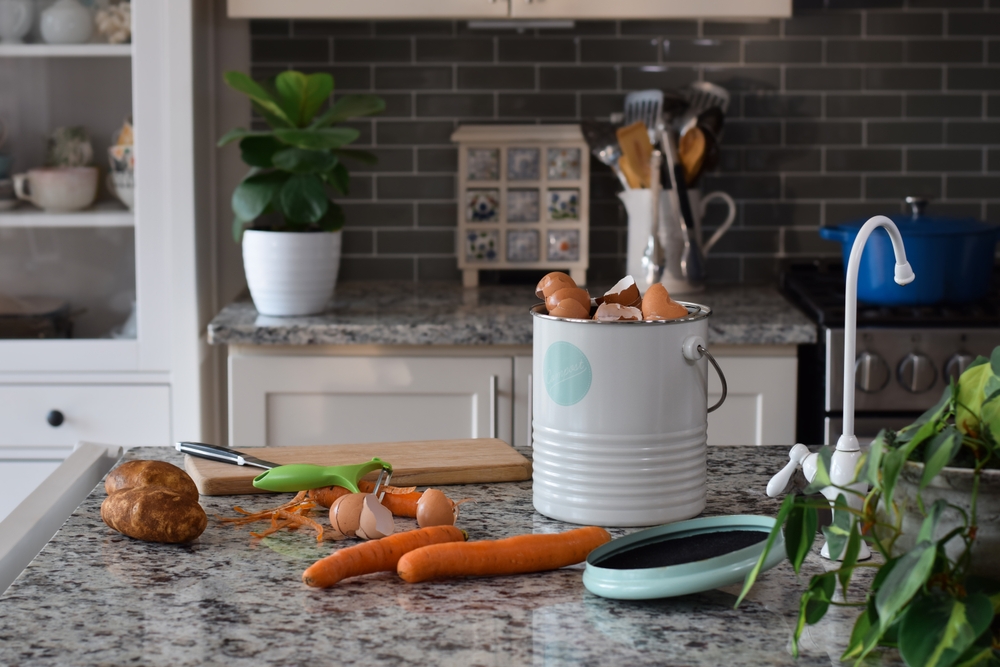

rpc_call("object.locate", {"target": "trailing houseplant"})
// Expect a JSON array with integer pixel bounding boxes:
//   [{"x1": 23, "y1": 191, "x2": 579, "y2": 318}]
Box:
[
  {"x1": 218, "y1": 70, "x2": 384, "y2": 316},
  {"x1": 738, "y1": 346, "x2": 1000, "y2": 667}
]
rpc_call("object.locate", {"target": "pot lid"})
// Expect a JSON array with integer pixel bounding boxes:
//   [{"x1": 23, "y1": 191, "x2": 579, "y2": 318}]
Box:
[
  {"x1": 835, "y1": 197, "x2": 997, "y2": 237},
  {"x1": 582, "y1": 515, "x2": 785, "y2": 600}
]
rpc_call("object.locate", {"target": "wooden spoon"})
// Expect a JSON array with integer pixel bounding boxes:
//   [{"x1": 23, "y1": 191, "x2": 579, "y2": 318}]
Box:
[{"x1": 678, "y1": 126, "x2": 706, "y2": 186}]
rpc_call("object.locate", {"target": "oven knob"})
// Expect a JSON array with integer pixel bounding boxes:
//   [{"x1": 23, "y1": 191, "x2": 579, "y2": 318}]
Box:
[
  {"x1": 855, "y1": 351, "x2": 890, "y2": 393},
  {"x1": 945, "y1": 353, "x2": 977, "y2": 382},
  {"x1": 898, "y1": 353, "x2": 937, "y2": 394}
]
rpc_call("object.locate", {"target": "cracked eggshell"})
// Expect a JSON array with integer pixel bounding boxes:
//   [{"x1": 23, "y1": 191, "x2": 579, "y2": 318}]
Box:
[
  {"x1": 329, "y1": 492, "x2": 366, "y2": 537},
  {"x1": 599, "y1": 275, "x2": 641, "y2": 308},
  {"x1": 548, "y1": 298, "x2": 590, "y2": 320},
  {"x1": 594, "y1": 302, "x2": 642, "y2": 321},
  {"x1": 641, "y1": 283, "x2": 689, "y2": 321},
  {"x1": 356, "y1": 494, "x2": 395, "y2": 540},
  {"x1": 545, "y1": 287, "x2": 591, "y2": 314},
  {"x1": 416, "y1": 489, "x2": 457, "y2": 528},
  {"x1": 535, "y1": 272, "x2": 577, "y2": 300}
]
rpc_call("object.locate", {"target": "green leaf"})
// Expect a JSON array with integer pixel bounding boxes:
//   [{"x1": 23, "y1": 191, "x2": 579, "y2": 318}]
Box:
[
  {"x1": 898, "y1": 592, "x2": 993, "y2": 667},
  {"x1": 841, "y1": 604, "x2": 876, "y2": 662},
  {"x1": 957, "y1": 360, "x2": 994, "y2": 437},
  {"x1": 875, "y1": 541, "x2": 937, "y2": 633},
  {"x1": 822, "y1": 493, "x2": 853, "y2": 562},
  {"x1": 991, "y1": 347, "x2": 1000, "y2": 377},
  {"x1": 785, "y1": 502, "x2": 819, "y2": 574},
  {"x1": 325, "y1": 162, "x2": 350, "y2": 196},
  {"x1": 922, "y1": 426, "x2": 962, "y2": 490},
  {"x1": 275, "y1": 71, "x2": 334, "y2": 127},
  {"x1": 838, "y1": 522, "x2": 862, "y2": 598},
  {"x1": 899, "y1": 386, "x2": 955, "y2": 443},
  {"x1": 223, "y1": 71, "x2": 294, "y2": 128},
  {"x1": 277, "y1": 173, "x2": 328, "y2": 224},
  {"x1": 858, "y1": 431, "x2": 887, "y2": 488},
  {"x1": 233, "y1": 218, "x2": 249, "y2": 243},
  {"x1": 918, "y1": 499, "x2": 948, "y2": 545},
  {"x1": 271, "y1": 147, "x2": 338, "y2": 174},
  {"x1": 218, "y1": 127, "x2": 269, "y2": 147},
  {"x1": 272, "y1": 127, "x2": 360, "y2": 151},
  {"x1": 803, "y1": 445, "x2": 834, "y2": 494},
  {"x1": 239, "y1": 136, "x2": 284, "y2": 168},
  {"x1": 316, "y1": 200, "x2": 345, "y2": 232},
  {"x1": 793, "y1": 572, "x2": 836, "y2": 656},
  {"x1": 232, "y1": 171, "x2": 287, "y2": 222},
  {"x1": 332, "y1": 148, "x2": 379, "y2": 166},
  {"x1": 736, "y1": 493, "x2": 795, "y2": 608},
  {"x1": 311, "y1": 94, "x2": 385, "y2": 128},
  {"x1": 882, "y1": 447, "x2": 909, "y2": 510}
]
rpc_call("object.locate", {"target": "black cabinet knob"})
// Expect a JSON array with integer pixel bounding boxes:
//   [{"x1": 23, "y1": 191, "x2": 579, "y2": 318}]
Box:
[{"x1": 47, "y1": 410, "x2": 64, "y2": 427}]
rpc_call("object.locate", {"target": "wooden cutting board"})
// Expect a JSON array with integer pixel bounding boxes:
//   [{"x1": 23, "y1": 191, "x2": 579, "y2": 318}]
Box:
[{"x1": 184, "y1": 438, "x2": 532, "y2": 495}]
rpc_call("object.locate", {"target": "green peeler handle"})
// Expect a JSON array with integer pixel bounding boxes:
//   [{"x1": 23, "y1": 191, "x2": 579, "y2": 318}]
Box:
[{"x1": 252, "y1": 457, "x2": 391, "y2": 493}]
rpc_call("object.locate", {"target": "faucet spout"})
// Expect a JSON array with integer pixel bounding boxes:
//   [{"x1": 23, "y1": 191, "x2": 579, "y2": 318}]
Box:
[{"x1": 841, "y1": 215, "x2": 913, "y2": 447}]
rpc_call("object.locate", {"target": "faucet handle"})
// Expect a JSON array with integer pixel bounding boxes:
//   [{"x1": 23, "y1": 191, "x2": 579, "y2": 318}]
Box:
[
  {"x1": 904, "y1": 196, "x2": 928, "y2": 220},
  {"x1": 766, "y1": 443, "x2": 811, "y2": 498}
]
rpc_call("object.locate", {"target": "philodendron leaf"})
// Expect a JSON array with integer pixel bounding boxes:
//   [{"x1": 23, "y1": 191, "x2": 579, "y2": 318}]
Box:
[
  {"x1": 838, "y1": 522, "x2": 862, "y2": 598},
  {"x1": 793, "y1": 572, "x2": 836, "y2": 656},
  {"x1": 857, "y1": 431, "x2": 887, "y2": 488},
  {"x1": 803, "y1": 445, "x2": 834, "y2": 494},
  {"x1": 841, "y1": 603, "x2": 876, "y2": 662},
  {"x1": 875, "y1": 541, "x2": 937, "y2": 633},
  {"x1": 273, "y1": 128, "x2": 360, "y2": 151},
  {"x1": 921, "y1": 426, "x2": 962, "y2": 490},
  {"x1": 223, "y1": 71, "x2": 294, "y2": 128},
  {"x1": 991, "y1": 347, "x2": 1000, "y2": 377},
  {"x1": 311, "y1": 94, "x2": 386, "y2": 128},
  {"x1": 956, "y1": 358, "x2": 992, "y2": 437},
  {"x1": 898, "y1": 592, "x2": 993, "y2": 667},
  {"x1": 239, "y1": 136, "x2": 284, "y2": 168},
  {"x1": 232, "y1": 171, "x2": 287, "y2": 222},
  {"x1": 277, "y1": 173, "x2": 328, "y2": 224},
  {"x1": 785, "y1": 502, "x2": 819, "y2": 574},
  {"x1": 271, "y1": 147, "x2": 338, "y2": 174},
  {"x1": 918, "y1": 499, "x2": 948, "y2": 545},
  {"x1": 822, "y1": 493, "x2": 852, "y2": 562},
  {"x1": 899, "y1": 386, "x2": 954, "y2": 444},
  {"x1": 736, "y1": 493, "x2": 795, "y2": 608},
  {"x1": 881, "y1": 447, "x2": 909, "y2": 511}
]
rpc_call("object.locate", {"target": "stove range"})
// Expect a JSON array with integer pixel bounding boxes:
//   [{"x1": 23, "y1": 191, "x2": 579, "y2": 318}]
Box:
[{"x1": 782, "y1": 263, "x2": 1000, "y2": 445}]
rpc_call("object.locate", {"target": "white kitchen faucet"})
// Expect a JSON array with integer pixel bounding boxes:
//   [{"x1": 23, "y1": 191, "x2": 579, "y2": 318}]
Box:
[{"x1": 767, "y1": 215, "x2": 914, "y2": 560}]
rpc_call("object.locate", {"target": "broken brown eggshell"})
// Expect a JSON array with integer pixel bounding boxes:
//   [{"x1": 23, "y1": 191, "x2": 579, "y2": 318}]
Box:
[
  {"x1": 593, "y1": 302, "x2": 642, "y2": 321},
  {"x1": 329, "y1": 492, "x2": 367, "y2": 537},
  {"x1": 545, "y1": 286, "x2": 591, "y2": 314},
  {"x1": 356, "y1": 494, "x2": 395, "y2": 540},
  {"x1": 641, "y1": 283, "x2": 689, "y2": 321},
  {"x1": 535, "y1": 272, "x2": 577, "y2": 300},
  {"x1": 597, "y1": 275, "x2": 642, "y2": 308}
]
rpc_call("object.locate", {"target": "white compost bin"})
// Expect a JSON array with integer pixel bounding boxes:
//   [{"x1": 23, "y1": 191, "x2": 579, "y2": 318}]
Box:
[{"x1": 531, "y1": 303, "x2": 726, "y2": 527}]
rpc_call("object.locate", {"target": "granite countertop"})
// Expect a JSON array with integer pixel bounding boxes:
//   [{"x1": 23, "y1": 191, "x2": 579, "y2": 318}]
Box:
[
  {"x1": 207, "y1": 282, "x2": 817, "y2": 347},
  {"x1": 0, "y1": 446, "x2": 894, "y2": 667}
]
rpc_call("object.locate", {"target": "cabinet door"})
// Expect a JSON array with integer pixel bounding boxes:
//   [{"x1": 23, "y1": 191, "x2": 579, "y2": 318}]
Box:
[
  {"x1": 707, "y1": 355, "x2": 797, "y2": 446},
  {"x1": 0, "y1": 461, "x2": 61, "y2": 523},
  {"x1": 511, "y1": 0, "x2": 790, "y2": 19},
  {"x1": 513, "y1": 355, "x2": 531, "y2": 450},
  {"x1": 230, "y1": 356, "x2": 513, "y2": 447},
  {"x1": 228, "y1": 0, "x2": 510, "y2": 19}
]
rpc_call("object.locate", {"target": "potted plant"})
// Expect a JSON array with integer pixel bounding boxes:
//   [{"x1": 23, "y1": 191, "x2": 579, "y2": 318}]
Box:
[
  {"x1": 739, "y1": 347, "x2": 1000, "y2": 667},
  {"x1": 218, "y1": 70, "x2": 384, "y2": 316}
]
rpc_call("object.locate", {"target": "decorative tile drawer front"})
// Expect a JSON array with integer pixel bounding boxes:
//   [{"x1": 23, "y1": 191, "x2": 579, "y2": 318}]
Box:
[{"x1": 0, "y1": 385, "x2": 171, "y2": 448}]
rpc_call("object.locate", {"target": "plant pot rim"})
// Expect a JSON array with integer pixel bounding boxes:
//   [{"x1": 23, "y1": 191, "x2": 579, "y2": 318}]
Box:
[
  {"x1": 244, "y1": 228, "x2": 341, "y2": 234},
  {"x1": 902, "y1": 460, "x2": 1000, "y2": 491}
]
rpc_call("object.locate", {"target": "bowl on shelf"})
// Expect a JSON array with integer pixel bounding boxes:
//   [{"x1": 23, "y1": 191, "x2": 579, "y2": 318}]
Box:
[{"x1": 12, "y1": 166, "x2": 98, "y2": 212}]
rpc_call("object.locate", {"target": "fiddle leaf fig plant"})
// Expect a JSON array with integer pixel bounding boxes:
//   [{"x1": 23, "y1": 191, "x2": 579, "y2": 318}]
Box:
[
  {"x1": 218, "y1": 70, "x2": 384, "y2": 241},
  {"x1": 739, "y1": 346, "x2": 1000, "y2": 667}
]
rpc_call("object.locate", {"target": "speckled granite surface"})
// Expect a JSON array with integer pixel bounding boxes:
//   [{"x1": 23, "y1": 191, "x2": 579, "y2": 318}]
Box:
[
  {"x1": 0, "y1": 446, "x2": 899, "y2": 667},
  {"x1": 207, "y1": 282, "x2": 817, "y2": 347}
]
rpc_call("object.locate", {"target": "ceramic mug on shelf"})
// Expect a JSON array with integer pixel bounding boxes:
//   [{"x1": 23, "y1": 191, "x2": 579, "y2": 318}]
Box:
[
  {"x1": 40, "y1": 0, "x2": 93, "y2": 45},
  {"x1": 13, "y1": 166, "x2": 98, "y2": 212},
  {"x1": 0, "y1": 0, "x2": 33, "y2": 45},
  {"x1": 107, "y1": 145, "x2": 134, "y2": 210}
]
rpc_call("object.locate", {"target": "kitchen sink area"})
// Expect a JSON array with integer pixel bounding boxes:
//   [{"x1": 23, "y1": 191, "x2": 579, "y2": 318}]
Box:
[{"x1": 2, "y1": 0, "x2": 1000, "y2": 665}]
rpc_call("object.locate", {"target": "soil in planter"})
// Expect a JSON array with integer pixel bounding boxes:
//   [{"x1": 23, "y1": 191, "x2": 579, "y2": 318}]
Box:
[{"x1": 595, "y1": 530, "x2": 768, "y2": 570}]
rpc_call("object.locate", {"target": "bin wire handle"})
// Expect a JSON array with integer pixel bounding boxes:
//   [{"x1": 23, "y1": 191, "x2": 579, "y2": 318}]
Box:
[{"x1": 699, "y1": 345, "x2": 727, "y2": 413}]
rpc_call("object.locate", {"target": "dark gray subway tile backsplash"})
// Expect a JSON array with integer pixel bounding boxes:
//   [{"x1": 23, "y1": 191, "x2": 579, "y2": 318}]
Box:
[{"x1": 250, "y1": 2, "x2": 1000, "y2": 284}]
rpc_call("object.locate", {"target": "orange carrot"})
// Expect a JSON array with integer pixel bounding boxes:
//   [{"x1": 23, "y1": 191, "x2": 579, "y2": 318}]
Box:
[
  {"x1": 396, "y1": 526, "x2": 611, "y2": 583},
  {"x1": 302, "y1": 525, "x2": 467, "y2": 588},
  {"x1": 309, "y1": 481, "x2": 428, "y2": 518}
]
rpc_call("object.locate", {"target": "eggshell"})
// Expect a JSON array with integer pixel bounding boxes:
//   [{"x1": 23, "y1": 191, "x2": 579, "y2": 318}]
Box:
[
  {"x1": 594, "y1": 302, "x2": 642, "y2": 321},
  {"x1": 330, "y1": 492, "x2": 366, "y2": 537},
  {"x1": 416, "y1": 489, "x2": 457, "y2": 528},
  {"x1": 548, "y1": 298, "x2": 590, "y2": 320},
  {"x1": 545, "y1": 287, "x2": 591, "y2": 314},
  {"x1": 356, "y1": 494, "x2": 395, "y2": 540},
  {"x1": 535, "y1": 272, "x2": 577, "y2": 300},
  {"x1": 641, "y1": 284, "x2": 689, "y2": 321},
  {"x1": 599, "y1": 275, "x2": 641, "y2": 308}
]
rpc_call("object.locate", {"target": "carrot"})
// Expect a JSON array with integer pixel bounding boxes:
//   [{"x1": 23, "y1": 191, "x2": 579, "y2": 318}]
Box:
[
  {"x1": 302, "y1": 525, "x2": 467, "y2": 588},
  {"x1": 309, "y1": 481, "x2": 426, "y2": 518},
  {"x1": 396, "y1": 526, "x2": 611, "y2": 583}
]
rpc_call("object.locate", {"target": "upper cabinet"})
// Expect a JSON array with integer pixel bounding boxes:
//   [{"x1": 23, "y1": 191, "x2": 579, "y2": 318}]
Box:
[{"x1": 227, "y1": 0, "x2": 791, "y2": 19}]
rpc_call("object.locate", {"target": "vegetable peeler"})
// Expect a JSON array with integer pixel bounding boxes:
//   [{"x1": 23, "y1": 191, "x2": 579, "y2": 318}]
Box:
[{"x1": 176, "y1": 442, "x2": 393, "y2": 496}]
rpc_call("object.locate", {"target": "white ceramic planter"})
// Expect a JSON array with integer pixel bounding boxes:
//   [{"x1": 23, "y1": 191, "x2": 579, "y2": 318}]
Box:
[{"x1": 242, "y1": 229, "x2": 342, "y2": 317}]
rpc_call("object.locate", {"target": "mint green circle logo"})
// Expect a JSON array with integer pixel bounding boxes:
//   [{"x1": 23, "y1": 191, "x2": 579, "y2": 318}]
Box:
[{"x1": 543, "y1": 341, "x2": 592, "y2": 406}]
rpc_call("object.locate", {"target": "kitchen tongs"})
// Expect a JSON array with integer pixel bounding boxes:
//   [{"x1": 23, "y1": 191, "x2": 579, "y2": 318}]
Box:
[{"x1": 176, "y1": 441, "x2": 393, "y2": 495}]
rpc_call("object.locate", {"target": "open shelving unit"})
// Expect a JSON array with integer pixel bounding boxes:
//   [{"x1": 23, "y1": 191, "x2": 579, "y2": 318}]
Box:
[
  {"x1": 0, "y1": 44, "x2": 132, "y2": 58},
  {"x1": 0, "y1": 201, "x2": 133, "y2": 228}
]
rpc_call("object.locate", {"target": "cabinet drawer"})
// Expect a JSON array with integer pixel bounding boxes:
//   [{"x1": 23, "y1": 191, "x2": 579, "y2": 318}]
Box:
[{"x1": 0, "y1": 385, "x2": 171, "y2": 448}]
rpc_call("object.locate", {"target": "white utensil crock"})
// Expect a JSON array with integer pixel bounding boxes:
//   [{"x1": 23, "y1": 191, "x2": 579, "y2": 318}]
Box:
[
  {"x1": 531, "y1": 303, "x2": 724, "y2": 527},
  {"x1": 242, "y1": 229, "x2": 342, "y2": 317}
]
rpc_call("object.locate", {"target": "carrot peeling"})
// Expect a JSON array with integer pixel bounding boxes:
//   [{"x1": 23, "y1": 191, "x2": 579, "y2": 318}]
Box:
[
  {"x1": 302, "y1": 525, "x2": 467, "y2": 588},
  {"x1": 396, "y1": 526, "x2": 611, "y2": 583}
]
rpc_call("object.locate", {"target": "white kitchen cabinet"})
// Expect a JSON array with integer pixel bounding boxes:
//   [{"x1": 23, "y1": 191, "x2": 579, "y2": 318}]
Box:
[
  {"x1": 228, "y1": 0, "x2": 790, "y2": 18},
  {"x1": 229, "y1": 354, "x2": 513, "y2": 447},
  {"x1": 228, "y1": 0, "x2": 510, "y2": 19},
  {"x1": 0, "y1": 461, "x2": 60, "y2": 523},
  {"x1": 706, "y1": 350, "x2": 797, "y2": 446},
  {"x1": 510, "y1": 0, "x2": 791, "y2": 19}
]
